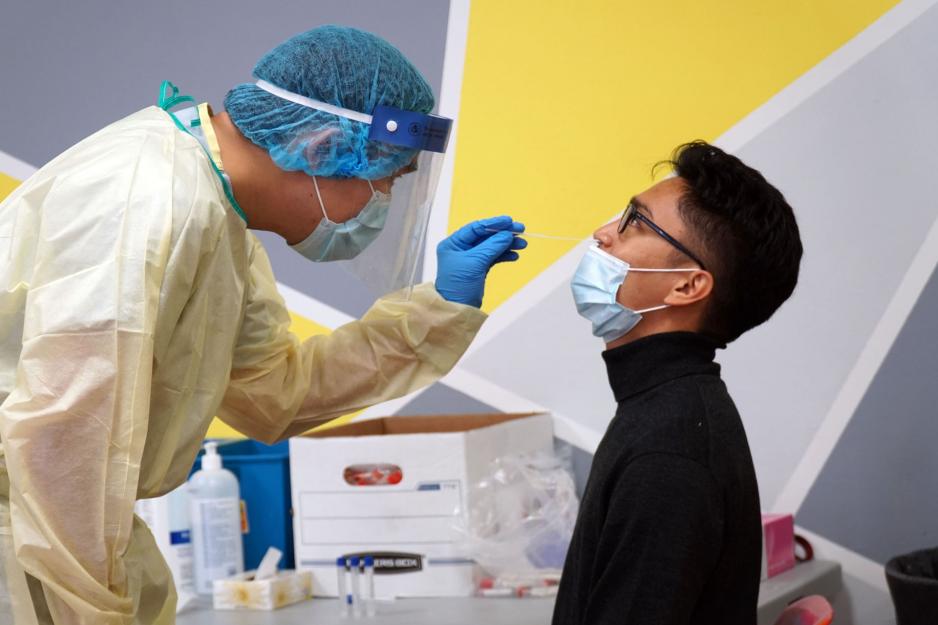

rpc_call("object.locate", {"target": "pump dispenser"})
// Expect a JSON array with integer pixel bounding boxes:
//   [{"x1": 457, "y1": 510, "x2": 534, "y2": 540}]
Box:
[{"x1": 188, "y1": 441, "x2": 244, "y2": 594}]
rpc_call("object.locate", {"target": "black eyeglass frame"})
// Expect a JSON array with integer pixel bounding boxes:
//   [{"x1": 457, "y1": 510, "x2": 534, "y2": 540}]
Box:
[{"x1": 617, "y1": 203, "x2": 707, "y2": 271}]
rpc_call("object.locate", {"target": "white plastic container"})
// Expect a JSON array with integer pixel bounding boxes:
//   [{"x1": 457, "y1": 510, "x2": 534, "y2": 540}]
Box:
[
  {"x1": 188, "y1": 441, "x2": 244, "y2": 594},
  {"x1": 135, "y1": 484, "x2": 198, "y2": 612}
]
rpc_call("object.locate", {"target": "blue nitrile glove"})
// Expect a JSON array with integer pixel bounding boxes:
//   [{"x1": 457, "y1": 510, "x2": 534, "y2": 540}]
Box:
[{"x1": 435, "y1": 216, "x2": 527, "y2": 308}]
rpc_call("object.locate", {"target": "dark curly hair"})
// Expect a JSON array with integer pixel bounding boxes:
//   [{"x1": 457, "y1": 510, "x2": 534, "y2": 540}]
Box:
[{"x1": 662, "y1": 141, "x2": 802, "y2": 343}]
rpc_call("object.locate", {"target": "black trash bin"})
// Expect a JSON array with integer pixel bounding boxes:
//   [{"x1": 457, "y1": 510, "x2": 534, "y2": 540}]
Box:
[{"x1": 886, "y1": 547, "x2": 938, "y2": 625}]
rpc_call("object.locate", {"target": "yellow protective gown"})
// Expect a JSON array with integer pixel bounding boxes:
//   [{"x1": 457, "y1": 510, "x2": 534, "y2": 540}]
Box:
[{"x1": 0, "y1": 106, "x2": 486, "y2": 624}]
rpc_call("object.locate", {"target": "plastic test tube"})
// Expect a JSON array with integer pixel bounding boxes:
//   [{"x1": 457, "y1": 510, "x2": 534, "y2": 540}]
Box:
[
  {"x1": 364, "y1": 556, "x2": 376, "y2": 617},
  {"x1": 339, "y1": 557, "x2": 351, "y2": 617},
  {"x1": 350, "y1": 556, "x2": 362, "y2": 617}
]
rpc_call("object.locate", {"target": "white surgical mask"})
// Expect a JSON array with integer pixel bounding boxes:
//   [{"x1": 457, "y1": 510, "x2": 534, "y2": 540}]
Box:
[
  {"x1": 571, "y1": 245, "x2": 696, "y2": 343},
  {"x1": 291, "y1": 178, "x2": 391, "y2": 262}
]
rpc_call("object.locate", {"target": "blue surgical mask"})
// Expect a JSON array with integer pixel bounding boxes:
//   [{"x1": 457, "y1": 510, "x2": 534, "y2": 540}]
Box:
[
  {"x1": 571, "y1": 245, "x2": 694, "y2": 343},
  {"x1": 292, "y1": 178, "x2": 391, "y2": 262}
]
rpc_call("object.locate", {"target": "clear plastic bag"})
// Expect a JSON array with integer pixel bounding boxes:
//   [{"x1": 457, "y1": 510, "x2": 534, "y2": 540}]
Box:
[{"x1": 458, "y1": 447, "x2": 580, "y2": 588}]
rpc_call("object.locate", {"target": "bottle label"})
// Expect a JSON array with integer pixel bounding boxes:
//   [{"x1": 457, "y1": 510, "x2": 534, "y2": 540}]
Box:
[
  {"x1": 172, "y1": 541, "x2": 196, "y2": 595},
  {"x1": 191, "y1": 497, "x2": 243, "y2": 593}
]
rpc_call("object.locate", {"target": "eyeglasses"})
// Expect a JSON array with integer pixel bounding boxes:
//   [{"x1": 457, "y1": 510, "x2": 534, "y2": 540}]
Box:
[{"x1": 617, "y1": 202, "x2": 707, "y2": 270}]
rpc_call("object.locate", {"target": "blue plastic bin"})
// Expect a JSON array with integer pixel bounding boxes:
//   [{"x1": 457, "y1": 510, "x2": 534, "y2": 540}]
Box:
[{"x1": 191, "y1": 439, "x2": 294, "y2": 570}]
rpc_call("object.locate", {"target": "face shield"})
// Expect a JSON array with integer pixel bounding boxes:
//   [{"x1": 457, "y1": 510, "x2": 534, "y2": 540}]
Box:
[
  {"x1": 254, "y1": 81, "x2": 453, "y2": 300},
  {"x1": 341, "y1": 105, "x2": 450, "y2": 298}
]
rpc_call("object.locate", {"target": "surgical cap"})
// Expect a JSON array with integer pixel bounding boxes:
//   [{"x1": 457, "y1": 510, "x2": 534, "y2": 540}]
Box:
[{"x1": 224, "y1": 25, "x2": 435, "y2": 180}]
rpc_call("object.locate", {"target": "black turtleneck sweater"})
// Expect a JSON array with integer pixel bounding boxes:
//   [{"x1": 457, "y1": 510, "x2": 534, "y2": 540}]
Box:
[{"x1": 552, "y1": 332, "x2": 762, "y2": 625}]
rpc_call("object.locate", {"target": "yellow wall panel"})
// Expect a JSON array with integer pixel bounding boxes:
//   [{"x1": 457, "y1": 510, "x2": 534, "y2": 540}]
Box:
[
  {"x1": 452, "y1": 0, "x2": 899, "y2": 311},
  {"x1": 0, "y1": 172, "x2": 20, "y2": 203}
]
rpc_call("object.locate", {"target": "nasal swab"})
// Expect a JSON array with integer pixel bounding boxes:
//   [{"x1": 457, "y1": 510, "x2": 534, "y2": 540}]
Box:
[{"x1": 484, "y1": 228, "x2": 583, "y2": 242}]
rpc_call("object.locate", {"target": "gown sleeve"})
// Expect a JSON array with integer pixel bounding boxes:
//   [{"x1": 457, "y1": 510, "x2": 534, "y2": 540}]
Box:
[{"x1": 218, "y1": 236, "x2": 487, "y2": 442}]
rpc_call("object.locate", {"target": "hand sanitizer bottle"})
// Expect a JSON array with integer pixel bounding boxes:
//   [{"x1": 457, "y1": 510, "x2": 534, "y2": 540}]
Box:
[{"x1": 188, "y1": 441, "x2": 244, "y2": 595}]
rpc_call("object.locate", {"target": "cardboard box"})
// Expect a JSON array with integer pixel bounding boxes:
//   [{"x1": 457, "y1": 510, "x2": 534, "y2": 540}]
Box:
[
  {"x1": 213, "y1": 570, "x2": 313, "y2": 610},
  {"x1": 289, "y1": 412, "x2": 554, "y2": 598},
  {"x1": 761, "y1": 513, "x2": 795, "y2": 580}
]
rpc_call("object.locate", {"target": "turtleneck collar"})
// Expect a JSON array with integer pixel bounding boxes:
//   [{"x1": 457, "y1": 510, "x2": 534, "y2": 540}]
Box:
[{"x1": 602, "y1": 332, "x2": 725, "y2": 402}]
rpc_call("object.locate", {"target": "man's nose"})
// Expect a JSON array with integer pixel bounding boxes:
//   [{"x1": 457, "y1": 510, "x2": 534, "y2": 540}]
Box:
[{"x1": 593, "y1": 222, "x2": 616, "y2": 247}]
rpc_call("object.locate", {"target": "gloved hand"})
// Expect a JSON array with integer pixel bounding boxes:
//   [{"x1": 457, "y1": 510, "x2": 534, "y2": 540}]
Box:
[{"x1": 435, "y1": 216, "x2": 527, "y2": 308}]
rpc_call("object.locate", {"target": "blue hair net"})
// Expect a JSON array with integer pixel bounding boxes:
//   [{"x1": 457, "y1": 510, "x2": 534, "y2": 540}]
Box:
[{"x1": 224, "y1": 25, "x2": 434, "y2": 180}]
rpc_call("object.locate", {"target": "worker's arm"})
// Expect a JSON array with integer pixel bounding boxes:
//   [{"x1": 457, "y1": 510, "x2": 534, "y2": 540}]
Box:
[{"x1": 217, "y1": 235, "x2": 488, "y2": 442}]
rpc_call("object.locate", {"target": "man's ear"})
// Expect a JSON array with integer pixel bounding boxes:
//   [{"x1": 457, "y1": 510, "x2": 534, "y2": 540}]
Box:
[{"x1": 664, "y1": 270, "x2": 713, "y2": 307}]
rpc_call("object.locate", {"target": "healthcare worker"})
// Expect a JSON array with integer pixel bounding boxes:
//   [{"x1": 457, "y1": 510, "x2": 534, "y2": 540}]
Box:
[{"x1": 0, "y1": 26, "x2": 526, "y2": 624}]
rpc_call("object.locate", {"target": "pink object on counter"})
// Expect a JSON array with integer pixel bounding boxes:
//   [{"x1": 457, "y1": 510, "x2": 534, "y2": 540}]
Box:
[
  {"x1": 773, "y1": 595, "x2": 833, "y2": 625},
  {"x1": 761, "y1": 513, "x2": 795, "y2": 580}
]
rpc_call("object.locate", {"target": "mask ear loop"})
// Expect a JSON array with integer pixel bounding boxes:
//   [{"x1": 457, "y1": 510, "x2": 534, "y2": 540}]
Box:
[
  {"x1": 312, "y1": 176, "x2": 332, "y2": 223},
  {"x1": 622, "y1": 268, "x2": 696, "y2": 316},
  {"x1": 635, "y1": 304, "x2": 670, "y2": 315},
  {"x1": 627, "y1": 268, "x2": 700, "y2": 273},
  {"x1": 366, "y1": 178, "x2": 394, "y2": 199}
]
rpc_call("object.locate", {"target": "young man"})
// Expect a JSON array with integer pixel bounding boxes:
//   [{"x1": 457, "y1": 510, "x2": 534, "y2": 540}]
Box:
[{"x1": 554, "y1": 141, "x2": 803, "y2": 625}]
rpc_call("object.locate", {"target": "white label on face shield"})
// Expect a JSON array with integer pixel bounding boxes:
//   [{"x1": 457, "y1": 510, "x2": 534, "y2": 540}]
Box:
[{"x1": 190, "y1": 498, "x2": 244, "y2": 594}]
